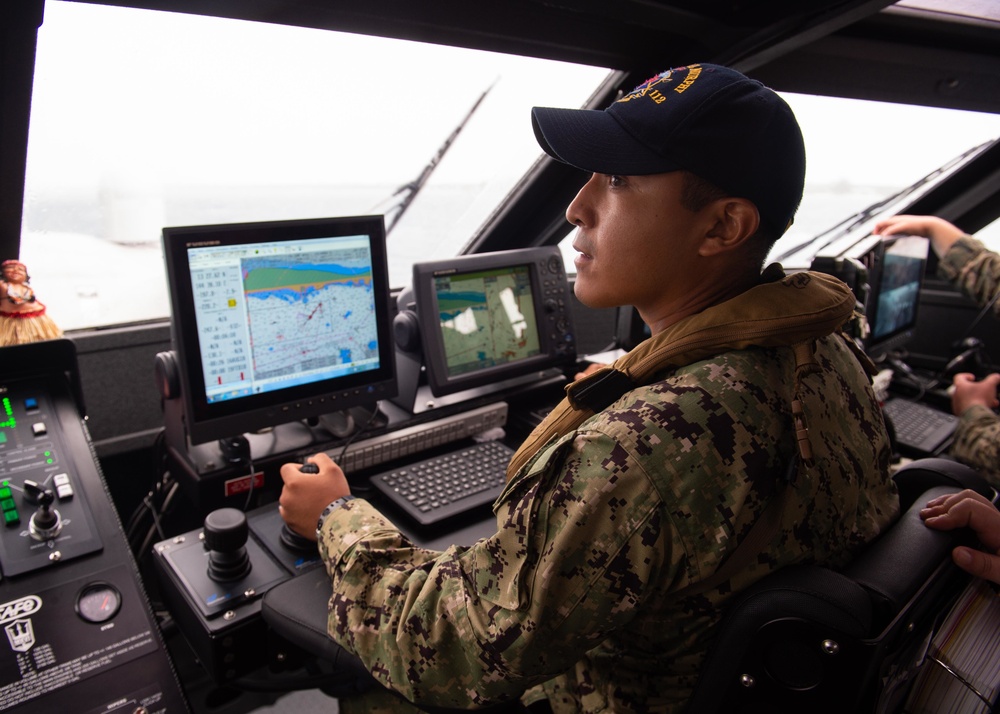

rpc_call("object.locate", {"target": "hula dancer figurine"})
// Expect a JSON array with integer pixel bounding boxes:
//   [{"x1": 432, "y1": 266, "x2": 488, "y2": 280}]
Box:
[{"x1": 0, "y1": 260, "x2": 63, "y2": 346}]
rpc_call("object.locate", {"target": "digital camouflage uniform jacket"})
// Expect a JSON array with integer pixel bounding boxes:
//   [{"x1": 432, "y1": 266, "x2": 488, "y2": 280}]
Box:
[
  {"x1": 317, "y1": 332, "x2": 899, "y2": 713},
  {"x1": 940, "y1": 235, "x2": 1000, "y2": 484}
]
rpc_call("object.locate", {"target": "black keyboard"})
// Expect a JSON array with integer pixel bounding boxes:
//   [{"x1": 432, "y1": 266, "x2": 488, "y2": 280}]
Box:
[
  {"x1": 370, "y1": 440, "x2": 514, "y2": 526},
  {"x1": 882, "y1": 398, "x2": 958, "y2": 456}
]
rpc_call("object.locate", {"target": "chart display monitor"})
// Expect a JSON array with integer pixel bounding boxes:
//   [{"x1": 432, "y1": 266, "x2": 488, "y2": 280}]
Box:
[{"x1": 163, "y1": 215, "x2": 396, "y2": 444}]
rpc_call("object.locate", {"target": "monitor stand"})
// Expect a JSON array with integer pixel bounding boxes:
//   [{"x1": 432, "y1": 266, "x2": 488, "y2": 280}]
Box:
[
  {"x1": 391, "y1": 345, "x2": 566, "y2": 414},
  {"x1": 404, "y1": 374, "x2": 563, "y2": 414}
]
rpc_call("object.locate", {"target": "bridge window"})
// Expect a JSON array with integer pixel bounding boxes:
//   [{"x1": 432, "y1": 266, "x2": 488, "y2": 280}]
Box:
[{"x1": 22, "y1": 0, "x2": 608, "y2": 330}]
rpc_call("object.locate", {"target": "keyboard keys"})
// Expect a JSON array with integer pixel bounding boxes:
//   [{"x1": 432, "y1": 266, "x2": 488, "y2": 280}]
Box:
[
  {"x1": 882, "y1": 398, "x2": 958, "y2": 456},
  {"x1": 371, "y1": 440, "x2": 514, "y2": 526}
]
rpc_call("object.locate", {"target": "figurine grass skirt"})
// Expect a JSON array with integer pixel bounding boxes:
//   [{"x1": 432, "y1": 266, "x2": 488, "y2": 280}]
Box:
[{"x1": 0, "y1": 306, "x2": 63, "y2": 346}]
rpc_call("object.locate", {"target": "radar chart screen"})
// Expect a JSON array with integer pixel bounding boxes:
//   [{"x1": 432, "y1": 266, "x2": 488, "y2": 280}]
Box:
[
  {"x1": 433, "y1": 265, "x2": 541, "y2": 377},
  {"x1": 187, "y1": 234, "x2": 380, "y2": 404}
]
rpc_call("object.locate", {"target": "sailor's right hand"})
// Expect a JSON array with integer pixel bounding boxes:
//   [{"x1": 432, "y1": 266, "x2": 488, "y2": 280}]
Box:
[{"x1": 278, "y1": 452, "x2": 350, "y2": 539}]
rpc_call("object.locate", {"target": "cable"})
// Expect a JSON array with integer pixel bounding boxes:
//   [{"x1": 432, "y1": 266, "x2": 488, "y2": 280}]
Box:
[
  {"x1": 886, "y1": 354, "x2": 930, "y2": 402},
  {"x1": 958, "y1": 290, "x2": 1000, "y2": 344},
  {"x1": 337, "y1": 403, "x2": 384, "y2": 464},
  {"x1": 144, "y1": 490, "x2": 166, "y2": 542},
  {"x1": 242, "y1": 453, "x2": 259, "y2": 512},
  {"x1": 125, "y1": 428, "x2": 171, "y2": 543},
  {"x1": 136, "y1": 480, "x2": 180, "y2": 559}
]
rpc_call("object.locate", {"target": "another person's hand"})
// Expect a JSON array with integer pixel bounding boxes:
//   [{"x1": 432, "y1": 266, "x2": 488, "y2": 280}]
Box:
[
  {"x1": 952, "y1": 372, "x2": 1000, "y2": 416},
  {"x1": 278, "y1": 452, "x2": 351, "y2": 541},
  {"x1": 922, "y1": 489, "x2": 1000, "y2": 585},
  {"x1": 872, "y1": 214, "x2": 965, "y2": 258},
  {"x1": 574, "y1": 362, "x2": 607, "y2": 381}
]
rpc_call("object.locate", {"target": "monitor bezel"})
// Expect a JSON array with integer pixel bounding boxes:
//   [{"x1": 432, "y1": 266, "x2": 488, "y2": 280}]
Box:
[
  {"x1": 162, "y1": 214, "x2": 397, "y2": 445},
  {"x1": 411, "y1": 247, "x2": 575, "y2": 397}
]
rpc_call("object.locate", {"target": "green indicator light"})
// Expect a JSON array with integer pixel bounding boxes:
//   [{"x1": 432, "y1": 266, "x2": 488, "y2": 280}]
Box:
[
  {"x1": 44, "y1": 451, "x2": 51, "y2": 457},
  {"x1": 0, "y1": 399, "x2": 14, "y2": 430},
  {"x1": 46, "y1": 459, "x2": 53, "y2": 464}
]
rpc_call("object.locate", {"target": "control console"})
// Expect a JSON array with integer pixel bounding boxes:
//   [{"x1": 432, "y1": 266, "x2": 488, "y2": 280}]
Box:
[
  {"x1": 152, "y1": 495, "x2": 320, "y2": 682},
  {"x1": 154, "y1": 407, "x2": 509, "y2": 685},
  {"x1": 0, "y1": 340, "x2": 187, "y2": 713},
  {"x1": 0, "y1": 384, "x2": 103, "y2": 577}
]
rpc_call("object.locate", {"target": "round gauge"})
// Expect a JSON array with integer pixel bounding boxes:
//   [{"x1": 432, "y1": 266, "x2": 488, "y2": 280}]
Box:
[{"x1": 76, "y1": 582, "x2": 122, "y2": 623}]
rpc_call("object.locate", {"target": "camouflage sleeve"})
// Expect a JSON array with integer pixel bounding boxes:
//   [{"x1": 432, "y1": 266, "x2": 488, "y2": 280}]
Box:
[
  {"x1": 316, "y1": 432, "x2": 674, "y2": 709},
  {"x1": 938, "y1": 236, "x2": 1000, "y2": 316},
  {"x1": 949, "y1": 404, "x2": 1000, "y2": 486}
]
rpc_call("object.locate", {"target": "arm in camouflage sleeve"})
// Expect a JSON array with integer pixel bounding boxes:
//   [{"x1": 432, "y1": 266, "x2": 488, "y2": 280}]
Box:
[
  {"x1": 316, "y1": 430, "x2": 675, "y2": 709},
  {"x1": 872, "y1": 216, "x2": 1000, "y2": 316},
  {"x1": 938, "y1": 236, "x2": 1000, "y2": 317},
  {"x1": 950, "y1": 404, "x2": 1000, "y2": 486}
]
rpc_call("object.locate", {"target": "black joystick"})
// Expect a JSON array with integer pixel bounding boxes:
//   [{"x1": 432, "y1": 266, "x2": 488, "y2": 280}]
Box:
[
  {"x1": 279, "y1": 462, "x2": 320, "y2": 554},
  {"x1": 26, "y1": 481, "x2": 62, "y2": 541},
  {"x1": 204, "y1": 508, "x2": 252, "y2": 582}
]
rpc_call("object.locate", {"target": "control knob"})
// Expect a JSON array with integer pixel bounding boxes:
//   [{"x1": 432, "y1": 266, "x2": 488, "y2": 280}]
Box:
[{"x1": 203, "y1": 508, "x2": 252, "y2": 582}]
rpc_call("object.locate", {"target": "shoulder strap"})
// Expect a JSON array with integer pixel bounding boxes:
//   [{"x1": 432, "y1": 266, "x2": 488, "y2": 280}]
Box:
[{"x1": 506, "y1": 268, "x2": 858, "y2": 481}]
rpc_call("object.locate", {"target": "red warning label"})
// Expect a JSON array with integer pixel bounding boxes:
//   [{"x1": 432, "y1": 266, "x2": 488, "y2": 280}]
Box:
[{"x1": 224, "y1": 472, "x2": 265, "y2": 497}]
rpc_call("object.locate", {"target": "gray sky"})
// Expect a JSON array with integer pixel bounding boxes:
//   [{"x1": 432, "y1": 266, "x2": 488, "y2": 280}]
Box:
[
  {"x1": 26, "y1": 2, "x2": 607, "y2": 189},
  {"x1": 27, "y1": 1, "x2": 1000, "y2": 192}
]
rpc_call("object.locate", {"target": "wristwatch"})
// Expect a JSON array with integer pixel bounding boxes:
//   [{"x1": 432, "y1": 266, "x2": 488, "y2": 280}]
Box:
[{"x1": 316, "y1": 495, "x2": 356, "y2": 536}]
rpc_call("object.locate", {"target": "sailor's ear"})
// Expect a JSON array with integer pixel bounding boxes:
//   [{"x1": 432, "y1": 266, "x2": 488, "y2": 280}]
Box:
[{"x1": 699, "y1": 198, "x2": 760, "y2": 256}]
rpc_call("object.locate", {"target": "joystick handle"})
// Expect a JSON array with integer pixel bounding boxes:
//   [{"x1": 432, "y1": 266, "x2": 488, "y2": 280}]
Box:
[
  {"x1": 204, "y1": 508, "x2": 252, "y2": 582},
  {"x1": 204, "y1": 507, "x2": 249, "y2": 552},
  {"x1": 32, "y1": 502, "x2": 58, "y2": 530},
  {"x1": 27, "y1": 482, "x2": 62, "y2": 540},
  {"x1": 279, "y1": 462, "x2": 321, "y2": 553}
]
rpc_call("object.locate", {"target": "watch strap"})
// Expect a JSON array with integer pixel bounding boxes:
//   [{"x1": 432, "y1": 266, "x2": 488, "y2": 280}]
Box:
[{"x1": 316, "y1": 495, "x2": 356, "y2": 535}]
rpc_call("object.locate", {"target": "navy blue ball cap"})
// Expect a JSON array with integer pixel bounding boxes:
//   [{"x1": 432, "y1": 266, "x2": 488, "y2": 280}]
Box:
[{"x1": 531, "y1": 63, "x2": 806, "y2": 236}]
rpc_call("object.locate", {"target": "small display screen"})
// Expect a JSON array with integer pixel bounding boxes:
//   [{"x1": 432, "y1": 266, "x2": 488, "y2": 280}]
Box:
[
  {"x1": 871, "y1": 236, "x2": 927, "y2": 341},
  {"x1": 432, "y1": 264, "x2": 542, "y2": 377}
]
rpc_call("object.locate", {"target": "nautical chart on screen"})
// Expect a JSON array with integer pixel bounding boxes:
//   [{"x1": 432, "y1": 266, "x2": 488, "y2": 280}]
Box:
[
  {"x1": 188, "y1": 235, "x2": 380, "y2": 404},
  {"x1": 434, "y1": 265, "x2": 541, "y2": 377}
]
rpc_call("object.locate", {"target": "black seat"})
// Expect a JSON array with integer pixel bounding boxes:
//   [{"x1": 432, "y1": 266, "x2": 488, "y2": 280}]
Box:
[
  {"x1": 260, "y1": 564, "x2": 376, "y2": 692},
  {"x1": 685, "y1": 457, "x2": 994, "y2": 714}
]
